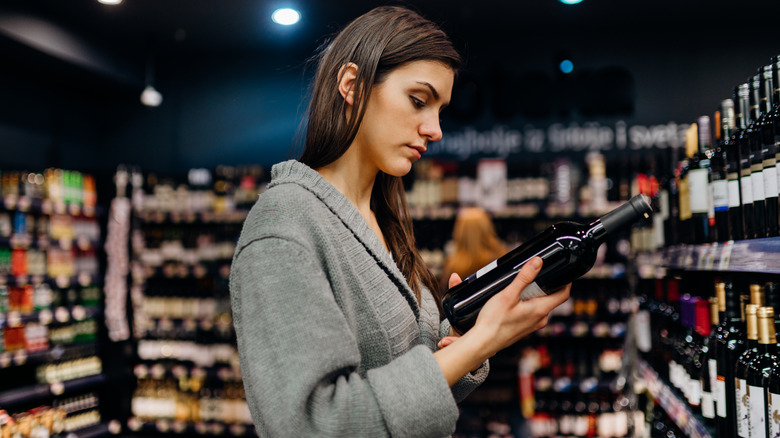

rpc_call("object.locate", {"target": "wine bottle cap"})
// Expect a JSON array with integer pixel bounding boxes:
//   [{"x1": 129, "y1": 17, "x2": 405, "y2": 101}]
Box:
[
  {"x1": 758, "y1": 306, "x2": 777, "y2": 345},
  {"x1": 709, "y1": 297, "x2": 719, "y2": 326},
  {"x1": 695, "y1": 297, "x2": 711, "y2": 337},
  {"x1": 715, "y1": 282, "x2": 726, "y2": 312},
  {"x1": 750, "y1": 284, "x2": 766, "y2": 306},
  {"x1": 746, "y1": 304, "x2": 759, "y2": 341},
  {"x1": 599, "y1": 194, "x2": 652, "y2": 235}
]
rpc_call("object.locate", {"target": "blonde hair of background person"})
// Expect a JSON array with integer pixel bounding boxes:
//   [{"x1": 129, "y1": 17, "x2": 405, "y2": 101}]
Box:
[{"x1": 440, "y1": 207, "x2": 507, "y2": 291}]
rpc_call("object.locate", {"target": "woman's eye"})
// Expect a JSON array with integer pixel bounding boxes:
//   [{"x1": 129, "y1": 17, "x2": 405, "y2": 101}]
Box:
[{"x1": 411, "y1": 96, "x2": 425, "y2": 108}]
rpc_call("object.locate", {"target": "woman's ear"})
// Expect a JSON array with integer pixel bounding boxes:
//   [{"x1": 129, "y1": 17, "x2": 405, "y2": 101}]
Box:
[{"x1": 337, "y1": 62, "x2": 358, "y2": 106}]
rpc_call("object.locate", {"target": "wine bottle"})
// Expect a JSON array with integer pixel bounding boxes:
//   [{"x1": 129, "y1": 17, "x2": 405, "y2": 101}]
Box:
[
  {"x1": 737, "y1": 83, "x2": 755, "y2": 240},
  {"x1": 689, "y1": 116, "x2": 714, "y2": 243},
  {"x1": 765, "y1": 281, "x2": 780, "y2": 438},
  {"x1": 746, "y1": 306, "x2": 778, "y2": 438},
  {"x1": 749, "y1": 74, "x2": 767, "y2": 238},
  {"x1": 735, "y1": 303, "x2": 759, "y2": 438},
  {"x1": 701, "y1": 295, "x2": 720, "y2": 426},
  {"x1": 442, "y1": 194, "x2": 652, "y2": 334},
  {"x1": 759, "y1": 64, "x2": 779, "y2": 238},
  {"x1": 771, "y1": 57, "x2": 780, "y2": 227},
  {"x1": 716, "y1": 280, "x2": 745, "y2": 438},
  {"x1": 712, "y1": 107, "x2": 730, "y2": 242}
]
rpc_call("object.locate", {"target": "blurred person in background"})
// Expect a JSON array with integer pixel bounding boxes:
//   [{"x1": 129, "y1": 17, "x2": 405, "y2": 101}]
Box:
[{"x1": 440, "y1": 206, "x2": 508, "y2": 292}]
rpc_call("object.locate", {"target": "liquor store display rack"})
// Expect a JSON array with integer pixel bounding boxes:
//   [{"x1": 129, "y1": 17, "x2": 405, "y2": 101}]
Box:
[
  {"x1": 0, "y1": 172, "x2": 121, "y2": 438},
  {"x1": 634, "y1": 236, "x2": 780, "y2": 438},
  {"x1": 117, "y1": 168, "x2": 257, "y2": 436}
]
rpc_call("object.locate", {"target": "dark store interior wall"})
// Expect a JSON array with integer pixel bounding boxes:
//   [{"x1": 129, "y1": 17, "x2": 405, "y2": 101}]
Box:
[{"x1": 1, "y1": 7, "x2": 779, "y2": 178}]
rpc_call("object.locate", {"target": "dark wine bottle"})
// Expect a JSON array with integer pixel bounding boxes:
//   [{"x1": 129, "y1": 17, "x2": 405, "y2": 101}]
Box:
[
  {"x1": 441, "y1": 194, "x2": 652, "y2": 334},
  {"x1": 701, "y1": 295, "x2": 719, "y2": 425},
  {"x1": 689, "y1": 116, "x2": 714, "y2": 243},
  {"x1": 712, "y1": 106, "x2": 731, "y2": 242},
  {"x1": 765, "y1": 281, "x2": 780, "y2": 438},
  {"x1": 749, "y1": 73, "x2": 767, "y2": 238},
  {"x1": 759, "y1": 64, "x2": 779, "y2": 238},
  {"x1": 735, "y1": 303, "x2": 759, "y2": 438},
  {"x1": 746, "y1": 306, "x2": 778, "y2": 438},
  {"x1": 716, "y1": 280, "x2": 746, "y2": 438},
  {"x1": 737, "y1": 83, "x2": 755, "y2": 240}
]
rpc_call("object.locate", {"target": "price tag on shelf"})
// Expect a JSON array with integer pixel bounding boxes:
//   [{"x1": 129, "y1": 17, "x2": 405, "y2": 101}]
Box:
[{"x1": 719, "y1": 241, "x2": 733, "y2": 271}]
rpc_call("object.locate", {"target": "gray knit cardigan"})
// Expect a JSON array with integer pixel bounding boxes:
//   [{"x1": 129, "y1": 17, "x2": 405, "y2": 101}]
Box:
[{"x1": 230, "y1": 160, "x2": 489, "y2": 437}]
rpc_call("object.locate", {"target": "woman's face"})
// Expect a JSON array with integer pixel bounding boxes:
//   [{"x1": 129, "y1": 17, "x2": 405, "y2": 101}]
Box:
[{"x1": 351, "y1": 60, "x2": 454, "y2": 177}]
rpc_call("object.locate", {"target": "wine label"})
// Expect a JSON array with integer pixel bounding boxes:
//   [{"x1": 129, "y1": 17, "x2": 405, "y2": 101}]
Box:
[
  {"x1": 765, "y1": 166, "x2": 779, "y2": 198},
  {"x1": 689, "y1": 377, "x2": 702, "y2": 406},
  {"x1": 737, "y1": 378, "x2": 749, "y2": 437},
  {"x1": 742, "y1": 176, "x2": 754, "y2": 205},
  {"x1": 702, "y1": 390, "x2": 716, "y2": 419},
  {"x1": 717, "y1": 376, "x2": 727, "y2": 418},
  {"x1": 635, "y1": 310, "x2": 651, "y2": 353},
  {"x1": 689, "y1": 168, "x2": 710, "y2": 213},
  {"x1": 769, "y1": 391, "x2": 780, "y2": 438},
  {"x1": 712, "y1": 179, "x2": 729, "y2": 211},
  {"x1": 476, "y1": 259, "x2": 498, "y2": 278},
  {"x1": 729, "y1": 179, "x2": 742, "y2": 208},
  {"x1": 753, "y1": 172, "x2": 766, "y2": 202},
  {"x1": 709, "y1": 359, "x2": 719, "y2": 403},
  {"x1": 750, "y1": 385, "x2": 767, "y2": 438},
  {"x1": 518, "y1": 282, "x2": 546, "y2": 301}
]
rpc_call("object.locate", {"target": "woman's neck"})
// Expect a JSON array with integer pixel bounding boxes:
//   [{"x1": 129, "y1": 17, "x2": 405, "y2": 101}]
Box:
[{"x1": 316, "y1": 155, "x2": 377, "y2": 217}]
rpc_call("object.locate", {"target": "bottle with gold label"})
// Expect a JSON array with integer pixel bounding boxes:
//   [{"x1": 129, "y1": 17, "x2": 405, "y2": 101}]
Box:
[
  {"x1": 735, "y1": 303, "x2": 759, "y2": 438},
  {"x1": 746, "y1": 306, "x2": 779, "y2": 438}
]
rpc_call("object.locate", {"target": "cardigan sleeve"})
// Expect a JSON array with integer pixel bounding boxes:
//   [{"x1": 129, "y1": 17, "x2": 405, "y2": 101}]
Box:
[
  {"x1": 230, "y1": 237, "x2": 459, "y2": 437},
  {"x1": 438, "y1": 319, "x2": 490, "y2": 402}
]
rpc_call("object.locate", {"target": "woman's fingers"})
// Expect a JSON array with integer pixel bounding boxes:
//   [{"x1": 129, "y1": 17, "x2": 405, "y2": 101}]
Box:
[
  {"x1": 503, "y1": 257, "x2": 543, "y2": 302},
  {"x1": 437, "y1": 336, "x2": 457, "y2": 349},
  {"x1": 448, "y1": 273, "x2": 462, "y2": 289}
]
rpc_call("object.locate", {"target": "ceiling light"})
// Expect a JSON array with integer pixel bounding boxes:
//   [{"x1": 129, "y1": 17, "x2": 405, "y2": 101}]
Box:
[
  {"x1": 559, "y1": 59, "x2": 574, "y2": 74},
  {"x1": 559, "y1": 0, "x2": 583, "y2": 4},
  {"x1": 272, "y1": 8, "x2": 300, "y2": 25},
  {"x1": 140, "y1": 86, "x2": 163, "y2": 107},
  {"x1": 97, "y1": 0, "x2": 123, "y2": 5}
]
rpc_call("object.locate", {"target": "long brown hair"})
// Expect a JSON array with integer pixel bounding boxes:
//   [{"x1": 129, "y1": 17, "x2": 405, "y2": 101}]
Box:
[{"x1": 299, "y1": 6, "x2": 461, "y2": 303}]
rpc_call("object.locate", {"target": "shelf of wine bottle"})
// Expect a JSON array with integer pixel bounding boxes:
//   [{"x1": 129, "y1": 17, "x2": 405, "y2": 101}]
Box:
[
  {"x1": 636, "y1": 237, "x2": 780, "y2": 276},
  {"x1": 638, "y1": 359, "x2": 712, "y2": 438},
  {"x1": 0, "y1": 373, "x2": 106, "y2": 409},
  {"x1": 126, "y1": 419, "x2": 256, "y2": 437}
]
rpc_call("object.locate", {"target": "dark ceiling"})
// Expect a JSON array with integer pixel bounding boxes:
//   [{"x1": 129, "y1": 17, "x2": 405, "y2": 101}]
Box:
[{"x1": 1, "y1": 0, "x2": 779, "y2": 97}]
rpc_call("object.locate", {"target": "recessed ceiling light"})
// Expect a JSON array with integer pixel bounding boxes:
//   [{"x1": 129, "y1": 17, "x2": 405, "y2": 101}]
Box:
[
  {"x1": 559, "y1": 59, "x2": 574, "y2": 74},
  {"x1": 97, "y1": 0, "x2": 123, "y2": 5},
  {"x1": 272, "y1": 8, "x2": 301, "y2": 26},
  {"x1": 559, "y1": 0, "x2": 583, "y2": 4}
]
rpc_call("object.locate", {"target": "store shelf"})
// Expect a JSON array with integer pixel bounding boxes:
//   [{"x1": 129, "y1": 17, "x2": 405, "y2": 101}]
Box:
[
  {"x1": 0, "y1": 342, "x2": 97, "y2": 369},
  {"x1": 1, "y1": 305, "x2": 101, "y2": 328},
  {"x1": 636, "y1": 237, "x2": 780, "y2": 275},
  {"x1": 1, "y1": 272, "x2": 102, "y2": 288},
  {"x1": 126, "y1": 418, "x2": 256, "y2": 437},
  {"x1": 137, "y1": 210, "x2": 248, "y2": 225},
  {"x1": 637, "y1": 359, "x2": 711, "y2": 438},
  {"x1": 0, "y1": 373, "x2": 106, "y2": 409},
  {"x1": 68, "y1": 421, "x2": 123, "y2": 438}
]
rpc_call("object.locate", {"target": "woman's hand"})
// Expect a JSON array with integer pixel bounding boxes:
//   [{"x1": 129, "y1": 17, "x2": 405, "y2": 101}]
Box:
[
  {"x1": 437, "y1": 273, "x2": 463, "y2": 350},
  {"x1": 433, "y1": 257, "x2": 570, "y2": 386},
  {"x1": 469, "y1": 257, "x2": 570, "y2": 357}
]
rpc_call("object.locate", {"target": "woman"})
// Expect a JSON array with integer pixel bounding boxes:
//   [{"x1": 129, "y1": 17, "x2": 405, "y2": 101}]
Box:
[
  {"x1": 230, "y1": 6, "x2": 570, "y2": 437},
  {"x1": 440, "y1": 206, "x2": 508, "y2": 292}
]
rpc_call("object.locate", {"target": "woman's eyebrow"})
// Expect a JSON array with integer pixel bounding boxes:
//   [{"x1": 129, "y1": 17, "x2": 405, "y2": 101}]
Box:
[{"x1": 416, "y1": 81, "x2": 439, "y2": 100}]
